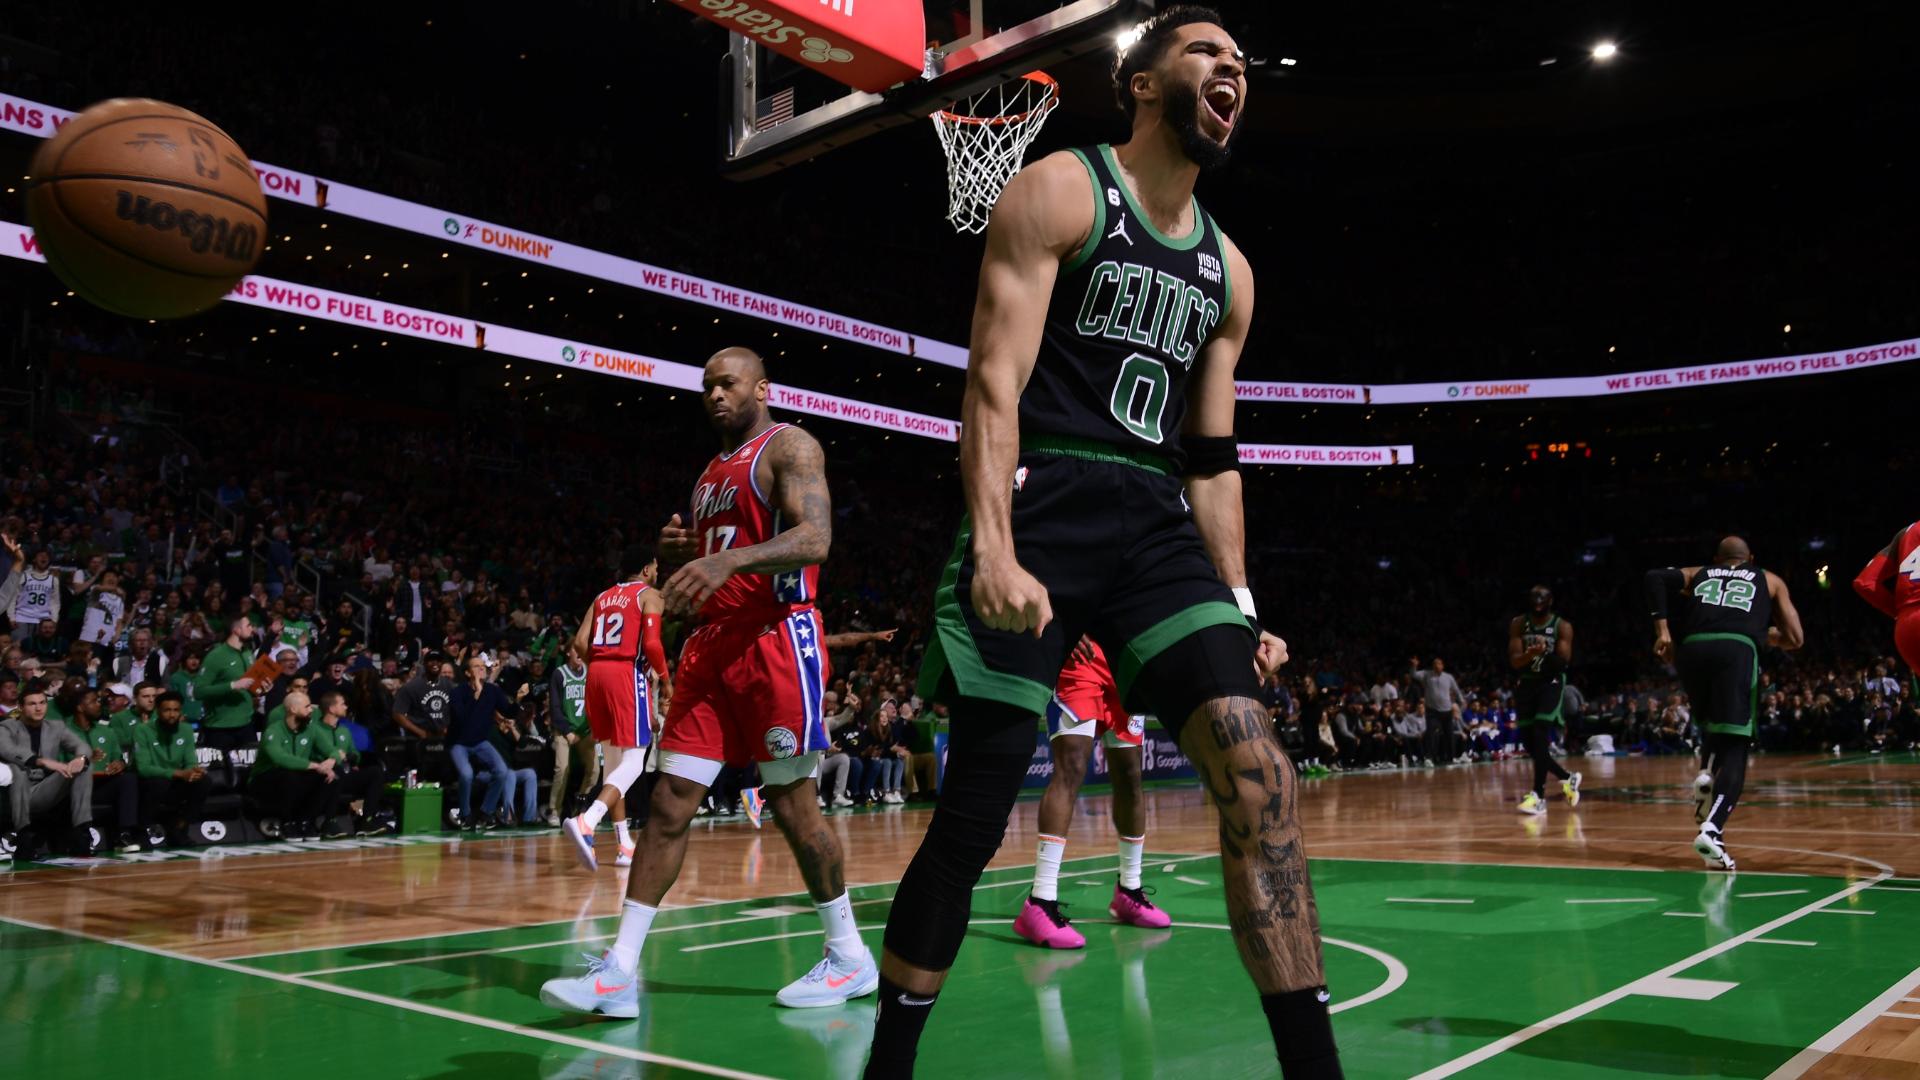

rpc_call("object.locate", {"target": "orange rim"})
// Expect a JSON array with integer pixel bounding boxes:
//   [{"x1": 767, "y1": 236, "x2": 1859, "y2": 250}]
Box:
[{"x1": 936, "y1": 71, "x2": 1057, "y2": 127}]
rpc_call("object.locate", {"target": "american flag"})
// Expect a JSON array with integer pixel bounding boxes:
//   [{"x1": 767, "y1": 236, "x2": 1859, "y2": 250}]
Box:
[{"x1": 754, "y1": 88, "x2": 796, "y2": 131}]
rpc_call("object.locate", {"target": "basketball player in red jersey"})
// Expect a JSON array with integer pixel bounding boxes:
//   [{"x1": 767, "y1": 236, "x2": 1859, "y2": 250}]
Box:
[
  {"x1": 560, "y1": 549, "x2": 669, "y2": 872},
  {"x1": 1853, "y1": 521, "x2": 1920, "y2": 689},
  {"x1": 1016, "y1": 636, "x2": 1170, "y2": 949},
  {"x1": 542, "y1": 347, "x2": 872, "y2": 1020}
]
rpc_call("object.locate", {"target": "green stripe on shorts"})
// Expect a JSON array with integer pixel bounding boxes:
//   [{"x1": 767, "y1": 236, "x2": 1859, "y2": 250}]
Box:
[
  {"x1": 1111, "y1": 600, "x2": 1250, "y2": 702},
  {"x1": 915, "y1": 515, "x2": 1055, "y2": 715},
  {"x1": 1020, "y1": 434, "x2": 1174, "y2": 475}
]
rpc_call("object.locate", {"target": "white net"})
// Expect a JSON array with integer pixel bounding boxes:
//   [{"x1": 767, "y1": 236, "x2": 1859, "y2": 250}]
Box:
[{"x1": 931, "y1": 72, "x2": 1060, "y2": 235}]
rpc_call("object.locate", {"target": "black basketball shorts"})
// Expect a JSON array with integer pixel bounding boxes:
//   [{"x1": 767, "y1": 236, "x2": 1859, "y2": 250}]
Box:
[
  {"x1": 1677, "y1": 633, "x2": 1759, "y2": 739},
  {"x1": 917, "y1": 435, "x2": 1258, "y2": 720}
]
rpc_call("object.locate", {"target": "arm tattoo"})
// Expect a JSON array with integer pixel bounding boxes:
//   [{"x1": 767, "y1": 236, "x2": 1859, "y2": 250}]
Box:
[{"x1": 730, "y1": 428, "x2": 833, "y2": 574}]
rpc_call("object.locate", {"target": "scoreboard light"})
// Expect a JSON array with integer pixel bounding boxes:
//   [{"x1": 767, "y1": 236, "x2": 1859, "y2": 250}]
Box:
[{"x1": 1525, "y1": 441, "x2": 1593, "y2": 461}]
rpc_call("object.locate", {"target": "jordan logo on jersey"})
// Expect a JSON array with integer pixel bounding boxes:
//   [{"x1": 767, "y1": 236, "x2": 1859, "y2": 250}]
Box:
[
  {"x1": 692, "y1": 477, "x2": 740, "y2": 522},
  {"x1": 1107, "y1": 213, "x2": 1133, "y2": 246}
]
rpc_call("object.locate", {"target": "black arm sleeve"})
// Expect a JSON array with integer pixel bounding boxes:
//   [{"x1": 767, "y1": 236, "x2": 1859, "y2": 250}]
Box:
[{"x1": 1645, "y1": 568, "x2": 1685, "y2": 622}]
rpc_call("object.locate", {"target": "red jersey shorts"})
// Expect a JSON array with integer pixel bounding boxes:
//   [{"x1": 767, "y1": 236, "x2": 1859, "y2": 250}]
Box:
[
  {"x1": 660, "y1": 607, "x2": 829, "y2": 766},
  {"x1": 1045, "y1": 648, "x2": 1145, "y2": 748},
  {"x1": 586, "y1": 659, "x2": 653, "y2": 750}
]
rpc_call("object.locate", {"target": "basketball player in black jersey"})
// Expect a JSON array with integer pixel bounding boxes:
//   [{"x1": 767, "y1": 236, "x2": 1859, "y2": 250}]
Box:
[
  {"x1": 1645, "y1": 537, "x2": 1802, "y2": 869},
  {"x1": 864, "y1": 9, "x2": 1339, "y2": 1079},
  {"x1": 1509, "y1": 586, "x2": 1579, "y2": 816}
]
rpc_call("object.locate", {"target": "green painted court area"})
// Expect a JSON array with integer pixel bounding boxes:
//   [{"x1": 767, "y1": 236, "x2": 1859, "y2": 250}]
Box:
[{"x1": 7, "y1": 856, "x2": 1919, "y2": 1078}]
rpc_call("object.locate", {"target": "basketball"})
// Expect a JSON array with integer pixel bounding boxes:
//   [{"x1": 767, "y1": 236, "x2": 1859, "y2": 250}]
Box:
[{"x1": 23, "y1": 97, "x2": 267, "y2": 319}]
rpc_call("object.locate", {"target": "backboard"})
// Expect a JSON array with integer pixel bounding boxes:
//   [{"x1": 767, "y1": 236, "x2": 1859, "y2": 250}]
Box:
[{"x1": 719, "y1": 0, "x2": 1152, "y2": 179}]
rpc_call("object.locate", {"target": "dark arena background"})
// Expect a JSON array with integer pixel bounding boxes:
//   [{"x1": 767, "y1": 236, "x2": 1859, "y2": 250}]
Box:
[{"x1": 2, "y1": 3, "x2": 1919, "y2": 1078}]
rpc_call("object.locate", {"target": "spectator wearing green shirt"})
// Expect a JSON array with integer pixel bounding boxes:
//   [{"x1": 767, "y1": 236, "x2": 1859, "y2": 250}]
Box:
[
  {"x1": 112, "y1": 680, "x2": 162, "y2": 745},
  {"x1": 309, "y1": 690, "x2": 391, "y2": 836},
  {"x1": 133, "y1": 691, "x2": 208, "y2": 846},
  {"x1": 194, "y1": 614, "x2": 263, "y2": 752},
  {"x1": 167, "y1": 650, "x2": 207, "y2": 725},
  {"x1": 63, "y1": 684, "x2": 139, "y2": 852},
  {"x1": 249, "y1": 690, "x2": 335, "y2": 840}
]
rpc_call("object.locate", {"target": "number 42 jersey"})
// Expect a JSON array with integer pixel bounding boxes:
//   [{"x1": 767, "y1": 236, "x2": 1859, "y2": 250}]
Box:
[
  {"x1": 1678, "y1": 561, "x2": 1774, "y2": 648},
  {"x1": 1024, "y1": 144, "x2": 1235, "y2": 459}
]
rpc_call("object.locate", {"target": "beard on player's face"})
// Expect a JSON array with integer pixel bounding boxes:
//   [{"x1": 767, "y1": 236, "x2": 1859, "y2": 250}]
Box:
[{"x1": 1162, "y1": 77, "x2": 1237, "y2": 172}]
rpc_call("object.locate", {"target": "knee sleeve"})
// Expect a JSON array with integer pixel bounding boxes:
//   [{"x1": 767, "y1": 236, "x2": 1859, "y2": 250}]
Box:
[
  {"x1": 883, "y1": 698, "x2": 1036, "y2": 969},
  {"x1": 1130, "y1": 623, "x2": 1263, "y2": 742}
]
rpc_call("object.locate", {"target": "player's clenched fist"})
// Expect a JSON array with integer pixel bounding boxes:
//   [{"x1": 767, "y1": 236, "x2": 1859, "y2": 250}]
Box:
[
  {"x1": 1254, "y1": 631, "x2": 1289, "y2": 680},
  {"x1": 659, "y1": 513, "x2": 699, "y2": 563},
  {"x1": 662, "y1": 553, "x2": 733, "y2": 615},
  {"x1": 971, "y1": 554, "x2": 1053, "y2": 638}
]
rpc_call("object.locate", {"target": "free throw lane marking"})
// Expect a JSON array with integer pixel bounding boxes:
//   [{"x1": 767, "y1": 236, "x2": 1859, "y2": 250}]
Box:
[
  {"x1": 1810, "y1": 908, "x2": 1876, "y2": 916},
  {"x1": 1411, "y1": 857, "x2": 1889, "y2": 1079},
  {"x1": 1749, "y1": 939, "x2": 1819, "y2": 947},
  {"x1": 1662, "y1": 912, "x2": 1707, "y2": 918},
  {"x1": 1629, "y1": 975, "x2": 1739, "y2": 1001},
  {"x1": 1737, "y1": 889, "x2": 1809, "y2": 899},
  {"x1": 1766, "y1": 966, "x2": 1920, "y2": 1078},
  {"x1": 1566, "y1": 897, "x2": 1660, "y2": 904},
  {"x1": 1386, "y1": 897, "x2": 1475, "y2": 905}
]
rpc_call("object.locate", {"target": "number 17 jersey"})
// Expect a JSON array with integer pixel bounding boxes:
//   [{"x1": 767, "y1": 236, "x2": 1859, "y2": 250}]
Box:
[{"x1": 689, "y1": 422, "x2": 819, "y2": 622}]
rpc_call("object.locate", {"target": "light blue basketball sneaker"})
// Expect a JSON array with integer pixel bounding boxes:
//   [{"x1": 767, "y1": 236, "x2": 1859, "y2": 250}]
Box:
[{"x1": 539, "y1": 952, "x2": 640, "y2": 1019}]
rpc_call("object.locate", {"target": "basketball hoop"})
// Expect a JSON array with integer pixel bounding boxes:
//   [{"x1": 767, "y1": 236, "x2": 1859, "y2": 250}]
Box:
[{"x1": 931, "y1": 71, "x2": 1059, "y2": 235}]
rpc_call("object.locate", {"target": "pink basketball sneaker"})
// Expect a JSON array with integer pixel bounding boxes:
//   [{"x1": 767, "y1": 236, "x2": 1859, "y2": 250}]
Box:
[
  {"x1": 1109, "y1": 883, "x2": 1172, "y2": 929},
  {"x1": 1013, "y1": 896, "x2": 1085, "y2": 949}
]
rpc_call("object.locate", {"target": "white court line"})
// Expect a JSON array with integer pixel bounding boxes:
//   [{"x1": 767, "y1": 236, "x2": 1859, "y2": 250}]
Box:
[
  {"x1": 1662, "y1": 912, "x2": 1707, "y2": 918},
  {"x1": 1884, "y1": 1011, "x2": 1920, "y2": 1020},
  {"x1": 0, "y1": 913, "x2": 776, "y2": 1080},
  {"x1": 1175, "y1": 876, "x2": 1210, "y2": 886},
  {"x1": 1411, "y1": 855, "x2": 1890, "y2": 1079},
  {"x1": 1738, "y1": 889, "x2": 1809, "y2": 899},
  {"x1": 1904, "y1": 997, "x2": 1920, "y2": 1003},
  {"x1": 1766, "y1": 966, "x2": 1920, "y2": 1078},
  {"x1": 1175, "y1": 926, "x2": 1408, "y2": 1015},
  {"x1": 1566, "y1": 897, "x2": 1659, "y2": 905},
  {"x1": 1749, "y1": 939, "x2": 1818, "y2": 947},
  {"x1": 1810, "y1": 908, "x2": 1876, "y2": 916},
  {"x1": 1386, "y1": 898, "x2": 1474, "y2": 905},
  {"x1": 1872, "y1": 885, "x2": 1920, "y2": 892}
]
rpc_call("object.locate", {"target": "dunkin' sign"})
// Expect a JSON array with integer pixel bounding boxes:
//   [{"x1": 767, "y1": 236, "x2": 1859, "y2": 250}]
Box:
[{"x1": 669, "y1": 0, "x2": 925, "y2": 92}]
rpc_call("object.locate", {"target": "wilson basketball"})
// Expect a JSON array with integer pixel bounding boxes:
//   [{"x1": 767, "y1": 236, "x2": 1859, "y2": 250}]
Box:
[{"x1": 24, "y1": 98, "x2": 268, "y2": 319}]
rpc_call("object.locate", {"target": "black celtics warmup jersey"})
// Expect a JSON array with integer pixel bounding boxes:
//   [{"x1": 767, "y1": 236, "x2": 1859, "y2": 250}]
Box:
[
  {"x1": 1022, "y1": 144, "x2": 1234, "y2": 458},
  {"x1": 1678, "y1": 562, "x2": 1774, "y2": 648},
  {"x1": 1518, "y1": 615, "x2": 1563, "y2": 682}
]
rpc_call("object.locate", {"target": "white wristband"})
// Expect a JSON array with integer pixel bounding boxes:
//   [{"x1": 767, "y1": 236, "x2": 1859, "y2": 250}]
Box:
[{"x1": 1232, "y1": 587, "x2": 1258, "y2": 620}]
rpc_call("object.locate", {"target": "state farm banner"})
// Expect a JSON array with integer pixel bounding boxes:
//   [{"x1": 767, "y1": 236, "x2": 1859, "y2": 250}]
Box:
[
  {"x1": 1240, "y1": 444, "x2": 1414, "y2": 467},
  {"x1": 2, "y1": 93, "x2": 962, "y2": 365}
]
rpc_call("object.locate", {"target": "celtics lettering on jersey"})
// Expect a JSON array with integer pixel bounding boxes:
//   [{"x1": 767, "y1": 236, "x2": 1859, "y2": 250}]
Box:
[
  {"x1": 1521, "y1": 616, "x2": 1560, "y2": 679},
  {"x1": 1024, "y1": 145, "x2": 1233, "y2": 453}
]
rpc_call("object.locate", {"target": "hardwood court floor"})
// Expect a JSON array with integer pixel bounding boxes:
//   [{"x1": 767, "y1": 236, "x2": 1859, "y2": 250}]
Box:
[{"x1": 3, "y1": 752, "x2": 1917, "y2": 1078}]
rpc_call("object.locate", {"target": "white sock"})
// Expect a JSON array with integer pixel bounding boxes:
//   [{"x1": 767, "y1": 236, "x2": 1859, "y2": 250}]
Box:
[
  {"x1": 1033, "y1": 834, "x2": 1066, "y2": 901},
  {"x1": 581, "y1": 800, "x2": 608, "y2": 829},
  {"x1": 608, "y1": 898, "x2": 657, "y2": 973},
  {"x1": 1117, "y1": 835, "x2": 1145, "y2": 890},
  {"x1": 817, "y1": 892, "x2": 863, "y2": 962},
  {"x1": 614, "y1": 820, "x2": 633, "y2": 849}
]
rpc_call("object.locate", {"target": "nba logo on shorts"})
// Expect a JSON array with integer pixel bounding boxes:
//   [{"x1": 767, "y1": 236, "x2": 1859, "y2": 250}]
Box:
[
  {"x1": 1013, "y1": 466, "x2": 1029, "y2": 492},
  {"x1": 764, "y1": 727, "x2": 799, "y2": 759}
]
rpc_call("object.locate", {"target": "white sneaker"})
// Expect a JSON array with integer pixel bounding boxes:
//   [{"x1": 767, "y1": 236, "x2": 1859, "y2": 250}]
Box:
[
  {"x1": 539, "y1": 951, "x2": 640, "y2": 1018},
  {"x1": 831, "y1": 794, "x2": 854, "y2": 808},
  {"x1": 1692, "y1": 770, "x2": 1713, "y2": 824},
  {"x1": 615, "y1": 841, "x2": 635, "y2": 868},
  {"x1": 776, "y1": 945, "x2": 879, "y2": 1008},
  {"x1": 562, "y1": 816, "x2": 598, "y2": 872},
  {"x1": 1694, "y1": 827, "x2": 1735, "y2": 871},
  {"x1": 884, "y1": 791, "x2": 903, "y2": 805}
]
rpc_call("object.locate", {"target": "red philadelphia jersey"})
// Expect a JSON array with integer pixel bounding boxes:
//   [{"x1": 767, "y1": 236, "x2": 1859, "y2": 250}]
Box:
[
  {"x1": 690, "y1": 423, "x2": 819, "y2": 621},
  {"x1": 1892, "y1": 524, "x2": 1920, "y2": 617},
  {"x1": 587, "y1": 581, "x2": 653, "y2": 666}
]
